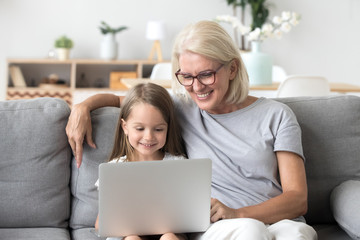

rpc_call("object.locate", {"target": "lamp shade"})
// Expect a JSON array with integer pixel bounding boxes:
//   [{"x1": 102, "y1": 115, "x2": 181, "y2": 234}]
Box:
[{"x1": 146, "y1": 21, "x2": 165, "y2": 40}]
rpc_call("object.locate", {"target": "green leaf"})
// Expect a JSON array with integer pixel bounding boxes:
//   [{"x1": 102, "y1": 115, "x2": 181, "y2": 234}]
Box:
[{"x1": 99, "y1": 21, "x2": 128, "y2": 35}]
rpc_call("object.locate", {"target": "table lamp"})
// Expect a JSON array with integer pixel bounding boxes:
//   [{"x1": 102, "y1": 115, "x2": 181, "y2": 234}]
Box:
[{"x1": 146, "y1": 20, "x2": 165, "y2": 61}]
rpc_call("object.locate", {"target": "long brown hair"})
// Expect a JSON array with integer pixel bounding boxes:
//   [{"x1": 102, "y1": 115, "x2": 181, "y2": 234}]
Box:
[{"x1": 109, "y1": 83, "x2": 186, "y2": 162}]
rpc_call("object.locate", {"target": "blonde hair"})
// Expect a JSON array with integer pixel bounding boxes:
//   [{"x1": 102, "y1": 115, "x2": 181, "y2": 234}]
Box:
[
  {"x1": 171, "y1": 20, "x2": 249, "y2": 104},
  {"x1": 109, "y1": 83, "x2": 186, "y2": 162}
]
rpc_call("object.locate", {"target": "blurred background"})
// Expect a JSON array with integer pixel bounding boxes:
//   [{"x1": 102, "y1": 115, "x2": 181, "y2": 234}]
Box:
[{"x1": 1, "y1": 0, "x2": 359, "y2": 100}]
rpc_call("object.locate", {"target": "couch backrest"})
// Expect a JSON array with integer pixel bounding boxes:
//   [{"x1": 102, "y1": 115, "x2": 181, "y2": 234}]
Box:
[
  {"x1": 276, "y1": 95, "x2": 360, "y2": 224},
  {"x1": 0, "y1": 98, "x2": 71, "y2": 228},
  {"x1": 70, "y1": 95, "x2": 360, "y2": 227},
  {"x1": 70, "y1": 107, "x2": 120, "y2": 229},
  {"x1": 4, "y1": 96, "x2": 356, "y2": 229}
]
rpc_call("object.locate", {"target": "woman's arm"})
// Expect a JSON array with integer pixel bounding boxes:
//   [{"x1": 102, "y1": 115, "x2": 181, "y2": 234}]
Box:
[
  {"x1": 66, "y1": 93, "x2": 123, "y2": 168},
  {"x1": 95, "y1": 214, "x2": 99, "y2": 230},
  {"x1": 210, "y1": 151, "x2": 308, "y2": 224}
]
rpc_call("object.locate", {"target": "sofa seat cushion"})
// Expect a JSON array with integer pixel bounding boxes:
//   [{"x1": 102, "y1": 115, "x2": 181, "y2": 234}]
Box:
[
  {"x1": 71, "y1": 228, "x2": 106, "y2": 240},
  {"x1": 0, "y1": 227, "x2": 70, "y2": 240},
  {"x1": 0, "y1": 98, "x2": 71, "y2": 228},
  {"x1": 313, "y1": 224, "x2": 353, "y2": 240},
  {"x1": 331, "y1": 180, "x2": 360, "y2": 240}
]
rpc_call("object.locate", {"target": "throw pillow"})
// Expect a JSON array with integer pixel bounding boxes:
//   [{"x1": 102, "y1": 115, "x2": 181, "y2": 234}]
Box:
[{"x1": 330, "y1": 180, "x2": 360, "y2": 239}]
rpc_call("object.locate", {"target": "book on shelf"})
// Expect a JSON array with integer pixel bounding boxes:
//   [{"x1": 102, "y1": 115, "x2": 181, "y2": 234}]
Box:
[{"x1": 9, "y1": 65, "x2": 27, "y2": 87}]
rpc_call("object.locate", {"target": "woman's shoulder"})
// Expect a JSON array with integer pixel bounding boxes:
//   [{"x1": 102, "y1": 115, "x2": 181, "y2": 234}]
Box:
[
  {"x1": 240, "y1": 97, "x2": 297, "y2": 125},
  {"x1": 255, "y1": 97, "x2": 294, "y2": 113},
  {"x1": 256, "y1": 97, "x2": 285, "y2": 107}
]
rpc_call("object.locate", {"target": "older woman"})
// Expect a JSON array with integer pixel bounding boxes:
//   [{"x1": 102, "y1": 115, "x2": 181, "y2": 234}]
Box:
[{"x1": 66, "y1": 21, "x2": 317, "y2": 240}]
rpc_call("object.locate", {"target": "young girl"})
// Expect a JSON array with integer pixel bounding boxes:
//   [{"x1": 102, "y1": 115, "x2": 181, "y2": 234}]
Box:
[{"x1": 95, "y1": 83, "x2": 187, "y2": 240}]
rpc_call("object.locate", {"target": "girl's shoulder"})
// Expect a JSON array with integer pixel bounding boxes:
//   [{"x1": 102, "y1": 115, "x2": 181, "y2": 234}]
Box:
[{"x1": 163, "y1": 152, "x2": 187, "y2": 160}]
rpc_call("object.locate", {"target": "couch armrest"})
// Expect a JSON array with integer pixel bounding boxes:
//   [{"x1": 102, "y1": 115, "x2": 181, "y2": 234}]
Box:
[{"x1": 330, "y1": 180, "x2": 360, "y2": 239}]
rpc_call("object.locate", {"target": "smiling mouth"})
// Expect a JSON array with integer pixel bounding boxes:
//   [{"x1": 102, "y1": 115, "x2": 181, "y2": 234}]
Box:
[
  {"x1": 197, "y1": 91, "x2": 212, "y2": 98},
  {"x1": 140, "y1": 143, "x2": 156, "y2": 147}
]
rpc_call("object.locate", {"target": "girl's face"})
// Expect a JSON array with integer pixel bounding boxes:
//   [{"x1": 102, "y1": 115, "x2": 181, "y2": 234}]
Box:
[
  {"x1": 178, "y1": 51, "x2": 237, "y2": 114},
  {"x1": 121, "y1": 102, "x2": 168, "y2": 161}
]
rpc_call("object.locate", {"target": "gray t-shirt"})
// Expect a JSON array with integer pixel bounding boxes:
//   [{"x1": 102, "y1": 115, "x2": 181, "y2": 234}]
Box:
[{"x1": 173, "y1": 96, "x2": 304, "y2": 210}]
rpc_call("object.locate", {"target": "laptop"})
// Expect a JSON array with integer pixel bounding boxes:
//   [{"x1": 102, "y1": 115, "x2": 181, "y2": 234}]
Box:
[{"x1": 98, "y1": 158, "x2": 212, "y2": 237}]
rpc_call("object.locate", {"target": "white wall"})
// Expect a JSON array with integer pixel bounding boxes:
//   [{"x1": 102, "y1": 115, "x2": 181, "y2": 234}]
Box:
[{"x1": 1, "y1": 0, "x2": 359, "y2": 100}]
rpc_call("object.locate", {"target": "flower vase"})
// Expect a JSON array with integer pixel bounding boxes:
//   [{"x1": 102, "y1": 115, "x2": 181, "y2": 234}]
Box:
[
  {"x1": 241, "y1": 41, "x2": 273, "y2": 85},
  {"x1": 100, "y1": 33, "x2": 118, "y2": 60}
]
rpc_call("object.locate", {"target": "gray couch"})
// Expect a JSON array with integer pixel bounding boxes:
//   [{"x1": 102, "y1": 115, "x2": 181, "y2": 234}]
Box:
[{"x1": 0, "y1": 95, "x2": 359, "y2": 240}]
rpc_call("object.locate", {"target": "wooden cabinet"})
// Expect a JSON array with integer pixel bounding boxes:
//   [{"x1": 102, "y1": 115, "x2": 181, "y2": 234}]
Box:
[{"x1": 6, "y1": 59, "x2": 167, "y2": 105}]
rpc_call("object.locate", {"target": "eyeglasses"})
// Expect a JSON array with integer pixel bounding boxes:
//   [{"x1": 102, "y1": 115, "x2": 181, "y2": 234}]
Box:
[{"x1": 175, "y1": 64, "x2": 224, "y2": 86}]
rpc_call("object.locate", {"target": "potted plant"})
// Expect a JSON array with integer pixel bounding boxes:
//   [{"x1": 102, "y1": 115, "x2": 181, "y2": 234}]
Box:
[
  {"x1": 54, "y1": 35, "x2": 73, "y2": 60},
  {"x1": 99, "y1": 21, "x2": 128, "y2": 60}
]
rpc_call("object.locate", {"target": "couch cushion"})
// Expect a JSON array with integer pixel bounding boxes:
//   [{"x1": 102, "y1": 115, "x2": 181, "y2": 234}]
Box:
[
  {"x1": 0, "y1": 228, "x2": 70, "y2": 240},
  {"x1": 313, "y1": 224, "x2": 353, "y2": 240},
  {"x1": 331, "y1": 180, "x2": 360, "y2": 239},
  {"x1": 71, "y1": 228, "x2": 106, "y2": 240},
  {"x1": 70, "y1": 107, "x2": 120, "y2": 229},
  {"x1": 276, "y1": 95, "x2": 360, "y2": 224},
  {"x1": 0, "y1": 98, "x2": 71, "y2": 228}
]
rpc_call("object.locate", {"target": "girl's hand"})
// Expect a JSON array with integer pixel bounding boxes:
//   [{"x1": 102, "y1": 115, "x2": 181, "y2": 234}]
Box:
[
  {"x1": 66, "y1": 103, "x2": 96, "y2": 168},
  {"x1": 210, "y1": 198, "x2": 238, "y2": 222}
]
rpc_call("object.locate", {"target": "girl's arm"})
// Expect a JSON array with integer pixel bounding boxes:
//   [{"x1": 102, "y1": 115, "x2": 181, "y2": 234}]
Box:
[
  {"x1": 210, "y1": 151, "x2": 308, "y2": 224},
  {"x1": 66, "y1": 93, "x2": 123, "y2": 168}
]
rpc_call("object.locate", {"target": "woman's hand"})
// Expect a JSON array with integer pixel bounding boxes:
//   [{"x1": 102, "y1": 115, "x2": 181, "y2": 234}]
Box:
[
  {"x1": 66, "y1": 94, "x2": 122, "y2": 168},
  {"x1": 210, "y1": 198, "x2": 238, "y2": 223},
  {"x1": 66, "y1": 103, "x2": 96, "y2": 168}
]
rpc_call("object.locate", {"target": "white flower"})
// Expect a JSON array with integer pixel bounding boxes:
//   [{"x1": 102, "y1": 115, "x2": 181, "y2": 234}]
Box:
[
  {"x1": 281, "y1": 11, "x2": 291, "y2": 21},
  {"x1": 215, "y1": 11, "x2": 300, "y2": 43},
  {"x1": 272, "y1": 16, "x2": 282, "y2": 25},
  {"x1": 239, "y1": 25, "x2": 252, "y2": 35},
  {"x1": 280, "y1": 22, "x2": 292, "y2": 32},
  {"x1": 215, "y1": 15, "x2": 251, "y2": 35},
  {"x1": 248, "y1": 28, "x2": 261, "y2": 41},
  {"x1": 261, "y1": 23, "x2": 274, "y2": 37},
  {"x1": 290, "y1": 12, "x2": 300, "y2": 26}
]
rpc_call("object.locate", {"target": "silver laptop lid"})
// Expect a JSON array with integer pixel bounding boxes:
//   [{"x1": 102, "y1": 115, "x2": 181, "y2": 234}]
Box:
[{"x1": 98, "y1": 158, "x2": 212, "y2": 237}]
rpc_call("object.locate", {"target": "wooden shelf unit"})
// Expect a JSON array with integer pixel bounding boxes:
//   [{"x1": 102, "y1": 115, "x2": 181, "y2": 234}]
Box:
[{"x1": 6, "y1": 58, "x2": 168, "y2": 105}]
